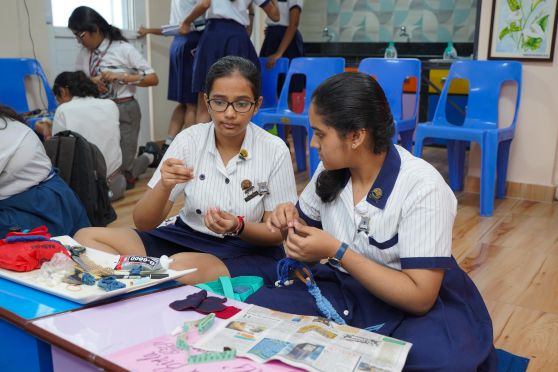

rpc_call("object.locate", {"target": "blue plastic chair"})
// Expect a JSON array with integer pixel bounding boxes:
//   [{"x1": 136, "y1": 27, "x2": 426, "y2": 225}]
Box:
[
  {"x1": 358, "y1": 58, "x2": 421, "y2": 152},
  {"x1": 413, "y1": 60, "x2": 522, "y2": 216},
  {"x1": 252, "y1": 57, "x2": 345, "y2": 175},
  {"x1": 0, "y1": 58, "x2": 57, "y2": 128},
  {"x1": 259, "y1": 57, "x2": 289, "y2": 108},
  {"x1": 258, "y1": 57, "x2": 289, "y2": 139}
]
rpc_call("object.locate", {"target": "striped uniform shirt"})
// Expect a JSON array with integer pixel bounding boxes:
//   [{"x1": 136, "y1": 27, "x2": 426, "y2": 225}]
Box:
[
  {"x1": 207, "y1": 0, "x2": 271, "y2": 26},
  {"x1": 297, "y1": 144, "x2": 457, "y2": 271},
  {"x1": 148, "y1": 122, "x2": 298, "y2": 238},
  {"x1": 265, "y1": 0, "x2": 303, "y2": 27}
]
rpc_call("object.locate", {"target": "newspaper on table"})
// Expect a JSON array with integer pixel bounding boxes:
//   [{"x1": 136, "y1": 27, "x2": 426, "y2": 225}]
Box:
[{"x1": 195, "y1": 305, "x2": 412, "y2": 372}]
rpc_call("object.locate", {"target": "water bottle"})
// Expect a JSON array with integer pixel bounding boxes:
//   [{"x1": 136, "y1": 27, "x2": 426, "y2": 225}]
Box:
[
  {"x1": 443, "y1": 41, "x2": 458, "y2": 60},
  {"x1": 384, "y1": 42, "x2": 398, "y2": 59}
]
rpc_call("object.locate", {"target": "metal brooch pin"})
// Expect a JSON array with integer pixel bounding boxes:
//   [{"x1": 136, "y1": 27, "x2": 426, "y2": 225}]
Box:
[
  {"x1": 370, "y1": 187, "x2": 383, "y2": 201},
  {"x1": 257, "y1": 181, "x2": 269, "y2": 195}
]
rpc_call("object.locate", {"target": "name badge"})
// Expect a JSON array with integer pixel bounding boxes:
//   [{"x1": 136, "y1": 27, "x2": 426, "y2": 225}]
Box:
[{"x1": 242, "y1": 180, "x2": 270, "y2": 202}]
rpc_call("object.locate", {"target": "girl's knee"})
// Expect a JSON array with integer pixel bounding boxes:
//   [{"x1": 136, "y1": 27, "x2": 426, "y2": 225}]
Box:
[{"x1": 73, "y1": 227, "x2": 97, "y2": 241}]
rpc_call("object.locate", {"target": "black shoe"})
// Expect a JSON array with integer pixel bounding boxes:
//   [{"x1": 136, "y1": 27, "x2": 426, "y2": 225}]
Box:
[
  {"x1": 137, "y1": 145, "x2": 146, "y2": 157},
  {"x1": 144, "y1": 141, "x2": 162, "y2": 168}
]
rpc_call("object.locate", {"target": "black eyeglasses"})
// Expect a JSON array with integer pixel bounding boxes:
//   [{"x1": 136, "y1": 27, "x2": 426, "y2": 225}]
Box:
[{"x1": 207, "y1": 99, "x2": 255, "y2": 113}]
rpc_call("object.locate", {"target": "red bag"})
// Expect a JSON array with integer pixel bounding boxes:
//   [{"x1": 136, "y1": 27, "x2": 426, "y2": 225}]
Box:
[{"x1": 0, "y1": 226, "x2": 70, "y2": 272}]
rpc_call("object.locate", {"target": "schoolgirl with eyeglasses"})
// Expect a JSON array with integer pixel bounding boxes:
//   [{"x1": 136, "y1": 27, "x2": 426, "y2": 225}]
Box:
[
  {"x1": 68, "y1": 6, "x2": 159, "y2": 189},
  {"x1": 75, "y1": 56, "x2": 297, "y2": 285}
]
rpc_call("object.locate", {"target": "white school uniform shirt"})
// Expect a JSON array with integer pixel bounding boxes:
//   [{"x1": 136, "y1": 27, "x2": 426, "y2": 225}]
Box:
[
  {"x1": 170, "y1": 0, "x2": 204, "y2": 26},
  {"x1": 297, "y1": 144, "x2": 457, "y2": 272},
  {"x1": 52, "y1": 96, "x2": 122, "y2": 176},
  {"x1": 0, "y1": 120, "x2": 51, "y2": 200},
  {"x1": 148, "y1": 122, "x2": 298, "y2": 238},
  {"x1": 265, "y1": 0, "x2": 303, "y2": 26},
  {"x1": 75, "y1": 38, "x2": 156, "y2": 99},
  {"x1": 207, "y1": 0, "x2": 271, "y2": 26}
]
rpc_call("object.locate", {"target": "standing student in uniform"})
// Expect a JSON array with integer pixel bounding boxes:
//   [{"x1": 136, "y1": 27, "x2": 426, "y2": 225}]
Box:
[
  {"x1": 259, "y1": 0, "x2": 305, "y2": 144},
  {"x1": 50, "y1": 71, "x2": 154, "y2": 201},
  {"x1": 74, "y1": 56, "x2": 297, "y2": 285},
  {"x1": 68, "y1": 6, "x2": 159, "y2": 189},
  {"x1": 138, "y1": 0, "x2": 205, "y2": 151},
  {"x1": 179, "y1": 0, "x2": 280, "y2": 124},
  {"x1": 0, "y1": 105, "x2": 90, "y2": 237},
  {"x1": 248, "y1": 72, "x2": 496, "y2": 370},
  {"x1": 259, "y1": 0, "x2": 304, "y2": 70}
]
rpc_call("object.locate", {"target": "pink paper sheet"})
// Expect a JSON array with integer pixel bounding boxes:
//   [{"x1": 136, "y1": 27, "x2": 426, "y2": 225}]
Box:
[{"x1": 108, "y1": 334, "x2": 303, "y2": 372}]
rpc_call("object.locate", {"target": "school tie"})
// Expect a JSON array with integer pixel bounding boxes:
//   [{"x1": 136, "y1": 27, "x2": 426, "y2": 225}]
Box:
[{"x1": 89, "y1": 49, "x2": 102, "y2": 77}]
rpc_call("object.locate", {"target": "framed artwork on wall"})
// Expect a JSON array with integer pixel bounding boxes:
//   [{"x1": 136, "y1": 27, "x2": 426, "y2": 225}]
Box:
[{"x1": 488, "y1": 0, "x2": 558, "y2": 61}]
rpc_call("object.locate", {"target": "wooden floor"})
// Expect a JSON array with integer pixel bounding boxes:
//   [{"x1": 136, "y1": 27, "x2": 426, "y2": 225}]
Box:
[{"x1": 110, "y1": 147, "x2": 558, "y2": 370}]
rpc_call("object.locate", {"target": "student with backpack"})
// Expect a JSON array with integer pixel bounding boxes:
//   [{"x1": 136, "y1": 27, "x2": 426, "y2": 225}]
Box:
[
  {"x1": 69, "y1": 6, "x2": 159, "y2": 189},
  {"x1": 0, "y1": 105, "x2": 90, "y2": 237},
  {"x1": 50, "y1": 71, "x2": 154, "y2": 200}
]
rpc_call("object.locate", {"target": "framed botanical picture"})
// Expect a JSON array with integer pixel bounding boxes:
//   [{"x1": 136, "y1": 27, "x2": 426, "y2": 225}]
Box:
[{"x1": 488, "y1": 0, "x2": 558, "y2": 61}]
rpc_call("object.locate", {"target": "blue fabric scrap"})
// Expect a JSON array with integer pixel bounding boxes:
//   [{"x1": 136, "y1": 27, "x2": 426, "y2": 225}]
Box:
[
  {"x1": 81, "y1": 272, "x2": 96, "y2": 285},
  {"x1": 98, "y1": 276, "x2": 126, "y2": 291}
]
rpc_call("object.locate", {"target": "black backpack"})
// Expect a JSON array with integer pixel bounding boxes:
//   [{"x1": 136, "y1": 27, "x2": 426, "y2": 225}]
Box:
[{"x1": 44, "y1": 130, "x2": 117, "y2": 227}]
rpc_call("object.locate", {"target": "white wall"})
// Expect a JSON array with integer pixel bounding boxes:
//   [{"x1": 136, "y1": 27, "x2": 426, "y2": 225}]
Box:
[
  {"x1": 145, "y1": 0, "x2": 175, "y2": 142},
  {"x1": 0, "y1": 0, "x2": 51, "y2": 77}
]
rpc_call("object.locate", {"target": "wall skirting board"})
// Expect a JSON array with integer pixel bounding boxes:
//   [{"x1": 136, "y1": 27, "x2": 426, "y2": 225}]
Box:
[{"x1": 464, "y1": 176, "x2": 556, "y2": 202}]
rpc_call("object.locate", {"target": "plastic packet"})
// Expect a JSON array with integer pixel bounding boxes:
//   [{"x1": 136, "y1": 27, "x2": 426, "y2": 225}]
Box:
[{"x1": 36, "y1": 252, "x2": 76, "y2": 287}]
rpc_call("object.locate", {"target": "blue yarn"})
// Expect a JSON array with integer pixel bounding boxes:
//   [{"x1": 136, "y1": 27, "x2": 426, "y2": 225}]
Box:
[
  {"x1": 365, "y1": 323, "x2": 385, "y2": 332},
  {"x1": 276, "y1": 258, "x2": 346, "y2": 325},
  {"x1": 81, "y1": 272, "x2": 96, "y2": 286},
  {"x1": 98, "y1": 276, "x2": 126, "y2": 291}
]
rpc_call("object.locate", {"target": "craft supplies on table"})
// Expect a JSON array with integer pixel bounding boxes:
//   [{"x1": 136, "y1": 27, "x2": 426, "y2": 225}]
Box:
[{"x1": 0, "y1": 235, "x2": 196, "y2": 304}]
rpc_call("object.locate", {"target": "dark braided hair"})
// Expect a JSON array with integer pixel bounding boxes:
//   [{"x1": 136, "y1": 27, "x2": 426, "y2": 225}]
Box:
[{"x1": 312, "y1": 72, "x2": 395, "y2": 202}]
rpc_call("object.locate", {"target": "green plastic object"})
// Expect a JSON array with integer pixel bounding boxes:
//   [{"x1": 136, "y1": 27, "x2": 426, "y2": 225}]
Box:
[
  {"x1": 176, "y1": 334, "x2": 189, "y2": 351},
  {"x1": 267, "y1": 125, "x2": 279, "y2": 136},
  {"x1": 197, "y1": 313, "x2": 215, "y2": 334},
  {"x1": 443, "y1": 41, "x2": 458, "y2": 60},
  {"x1": 195, "y1": 276, "x2": 264, "y2": 302},
  {"x1": 188, "y1": 349, "x2": 236, "y2": 364}
]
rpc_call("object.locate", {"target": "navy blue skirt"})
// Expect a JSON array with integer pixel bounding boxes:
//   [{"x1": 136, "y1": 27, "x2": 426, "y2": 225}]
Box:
[
  {"x1": 137, "y1": 217, "x2": 284, "y2": 284},
  {"x1": 0, "y1": 173, "x2": 90, "y2": 238},
  {"x1": 247, "y1": 258, "x2": 497, "y2": 371},
  {"x1": 168, "y1": 31, "x2": 202, "y2": 104},
  {"x1": 260, "y1": 26, "x2": 304, "y2": 60},
  {"x1": 260, "y1": 26, "x2": 305, "y2": 93},
  {"x1": 191, "y1": 19, "x2": 260, "y2": 93}
]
